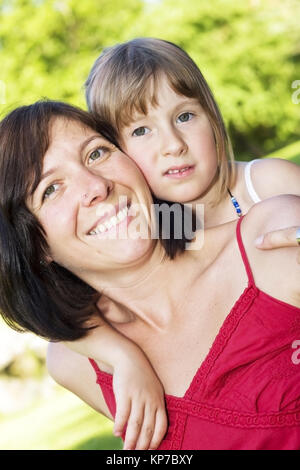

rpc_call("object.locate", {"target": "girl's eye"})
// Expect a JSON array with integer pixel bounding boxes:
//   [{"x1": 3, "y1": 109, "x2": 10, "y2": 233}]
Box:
[
  {"x1": 177, "y1": 112, "x2": 193, "y2": 123},
  {"x1": 88, "y1": 146, "x2": 111, "y2": 164},
  {"x1": 43, "y1": 183, "x2": 60, "y2": 200},
  {"x1": 132, "y1": 127, "x2": 150, "y2": 137}
]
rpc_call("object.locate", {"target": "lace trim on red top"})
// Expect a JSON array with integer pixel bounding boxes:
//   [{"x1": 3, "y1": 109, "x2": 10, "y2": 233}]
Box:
[{"x1": 89, "y1": 361, "x2": 300, "y2": 430}]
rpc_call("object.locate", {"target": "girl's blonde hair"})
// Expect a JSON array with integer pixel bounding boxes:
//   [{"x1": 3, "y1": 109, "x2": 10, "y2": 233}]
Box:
[{"x1": 85, "y1": 37, "x2": 236, "y2": 204}]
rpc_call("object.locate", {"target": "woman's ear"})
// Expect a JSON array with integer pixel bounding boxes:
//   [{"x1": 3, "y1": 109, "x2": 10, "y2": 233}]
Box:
[
  {"x1": 40, "y1": 254, "x2": 53, "y2": 266},
  {"x1": 45, "y1": 254, "x2": 53, "y2": 264}
]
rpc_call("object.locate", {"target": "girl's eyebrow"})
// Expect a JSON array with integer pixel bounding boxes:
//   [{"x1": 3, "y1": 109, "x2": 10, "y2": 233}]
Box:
[
  {"x1": 128, "y1": 98, "x2": 201, "y2": 123},
  {"x1": 174, "y1": 98, "x2": 200, "y2": 107}
]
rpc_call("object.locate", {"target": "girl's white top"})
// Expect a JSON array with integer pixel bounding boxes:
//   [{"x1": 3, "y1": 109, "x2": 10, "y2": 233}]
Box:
[{"x1": 244, "y1": 159, "x2": 261, "y2": 203}]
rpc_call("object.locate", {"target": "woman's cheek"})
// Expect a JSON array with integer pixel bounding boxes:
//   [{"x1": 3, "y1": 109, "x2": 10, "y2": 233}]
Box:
[
  {"x1": 116, "y1": 152, "x2": 149, "y2": 186},
  {"x1": 43, "y1": 201, "x2": 74, "y2": 237}
]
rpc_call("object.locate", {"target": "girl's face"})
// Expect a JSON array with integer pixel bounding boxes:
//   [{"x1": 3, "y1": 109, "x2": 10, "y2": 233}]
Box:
[
  {"x1": 119, "y1": 75, "x2": 218, "y2": 203},
  {"x1": 27, "y1": 118, "x2": 155, "y2": 279}
]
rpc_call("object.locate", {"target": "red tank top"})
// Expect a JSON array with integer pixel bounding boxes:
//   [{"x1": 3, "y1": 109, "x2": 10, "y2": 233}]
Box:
[{"x1": 89, "y1": 216, "x2": 300, "y2": 450}]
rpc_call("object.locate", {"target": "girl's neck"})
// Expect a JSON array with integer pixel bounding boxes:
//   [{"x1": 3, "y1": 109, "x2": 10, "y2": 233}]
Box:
[{"x1": 190, "y1": 161, "x2": 247, "y2": 228}]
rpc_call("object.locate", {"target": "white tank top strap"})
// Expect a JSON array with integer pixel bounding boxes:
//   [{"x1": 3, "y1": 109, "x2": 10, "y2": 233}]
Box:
[{"x1": 244, "y1": 159, "x2": 261, "y2": 203}]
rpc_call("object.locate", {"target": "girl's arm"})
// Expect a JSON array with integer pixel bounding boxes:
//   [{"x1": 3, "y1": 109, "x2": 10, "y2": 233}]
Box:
[
  {"x1": 60, "y1": 317, "x2": 167, "y2": 450},
  {"x1": 248, "y1": 158, "x2": 300, "y2": 200},
  {"x1": 244, "y1": 194, "x2": 300, "y2": 304},
  {"x1": 249, "y1": 159, "x2": 300, "y2": 258},
  {"x1": 255, "y1": 225, "x2": 300, "y2": 263},
  {"x1": 47, "y1": 341, "x2": 113, "y2": 419}
]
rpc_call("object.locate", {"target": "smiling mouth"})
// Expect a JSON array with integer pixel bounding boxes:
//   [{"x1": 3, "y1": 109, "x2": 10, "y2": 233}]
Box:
[
  {"x1": 88, "y1": 200, "x2": 131, "y2": 236},
  {"x1": 163, "y1": 165, "x2": 195, "y2": 176}
]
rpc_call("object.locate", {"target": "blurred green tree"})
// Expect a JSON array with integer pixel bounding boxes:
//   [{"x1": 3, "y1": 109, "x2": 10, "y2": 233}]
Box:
[
  {"x1": 0, "y1": 0, "x2": 143, "y2": 109},
  {"x1": 0, "y1": 0, "x2": 299, "y2": 157},
  {"x1": 132, "y1": 0, "x2": 300, "y2": 157}
]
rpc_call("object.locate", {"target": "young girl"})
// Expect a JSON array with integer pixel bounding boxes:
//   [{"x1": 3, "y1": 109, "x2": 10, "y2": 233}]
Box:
[{"x1": 56, "y1": 38, "x2": 300, "y2": 449}]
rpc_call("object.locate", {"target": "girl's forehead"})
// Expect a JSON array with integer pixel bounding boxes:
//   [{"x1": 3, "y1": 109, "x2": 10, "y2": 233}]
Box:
[{"x1": 125, "y1": 78, "x2": 199, "y2": 123}]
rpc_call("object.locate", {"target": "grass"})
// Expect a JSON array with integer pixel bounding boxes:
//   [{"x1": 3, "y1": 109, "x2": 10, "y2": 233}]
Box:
[
  {"x1": 0, "y1": 139, "x2": 299, "y2": 450},
  {"x1": 0, "y1": 386, "x2": 122, "y2": 450}
]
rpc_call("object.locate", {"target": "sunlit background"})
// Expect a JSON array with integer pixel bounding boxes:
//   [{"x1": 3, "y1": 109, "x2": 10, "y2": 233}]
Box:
[{"x1": 0, "y1": 0, "x2": 299, "y2": 450}]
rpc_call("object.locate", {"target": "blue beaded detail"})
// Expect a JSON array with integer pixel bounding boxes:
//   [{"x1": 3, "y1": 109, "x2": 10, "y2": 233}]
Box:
[{"x1": 228, "y1": 188, "x2": 242, "y2": 218}]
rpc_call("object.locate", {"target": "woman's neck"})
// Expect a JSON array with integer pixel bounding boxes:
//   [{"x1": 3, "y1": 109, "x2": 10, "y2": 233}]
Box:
[
  {"x1": 97, "y1": 222, "x2": 233, "y2": 330},
  {"x1": 101, "y1": 246, "x2": 184, "y2": 330}
]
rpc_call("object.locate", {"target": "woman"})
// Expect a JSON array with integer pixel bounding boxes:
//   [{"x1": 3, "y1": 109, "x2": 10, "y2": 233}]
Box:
[{"x1": 1, "y1": 101, "x2": 300, "y2": 450}]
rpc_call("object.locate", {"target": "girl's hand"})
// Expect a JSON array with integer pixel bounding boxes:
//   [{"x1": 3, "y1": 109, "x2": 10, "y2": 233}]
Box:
[
  {"x1": 112, "y1": 352, "x2": 168, "y2": 450},
  {"x1": 255, "y1": 226, "x2": 300, "y2": 263}
]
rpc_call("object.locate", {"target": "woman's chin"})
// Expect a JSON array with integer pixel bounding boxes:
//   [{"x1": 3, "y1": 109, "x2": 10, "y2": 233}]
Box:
[{"x1": 108, "y1": 237, "x2": 154, "y2": 265}]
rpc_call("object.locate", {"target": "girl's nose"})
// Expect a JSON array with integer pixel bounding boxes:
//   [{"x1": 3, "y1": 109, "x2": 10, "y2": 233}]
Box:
[
  {"x1": 80, "y1": 172, "x2": 114, "y2": 207},
  {"x1": 160, "y1": 127, "x2": 187, "y2": 158}
]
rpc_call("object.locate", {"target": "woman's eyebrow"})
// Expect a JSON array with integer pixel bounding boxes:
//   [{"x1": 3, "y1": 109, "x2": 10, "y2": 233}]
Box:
[
  {"x1": 40, "y1": 166, "x2": 58, "y2": 182},
  {"x1": 78, "y1": 134, "x2": 101, "y2": 154},
  {"x1": 39, "y1": 134, "x2": 101, "y2": 184}
]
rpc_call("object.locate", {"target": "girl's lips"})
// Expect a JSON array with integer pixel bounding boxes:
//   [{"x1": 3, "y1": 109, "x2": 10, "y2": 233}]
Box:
[{"x1": 163, "y1": 165, "x2": 195, "y2": 179}]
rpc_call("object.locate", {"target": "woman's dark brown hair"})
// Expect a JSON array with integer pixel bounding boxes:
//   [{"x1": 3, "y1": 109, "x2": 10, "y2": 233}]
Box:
[{"x1": 0, "y1": 100, "x2": 195, "y2": 341}]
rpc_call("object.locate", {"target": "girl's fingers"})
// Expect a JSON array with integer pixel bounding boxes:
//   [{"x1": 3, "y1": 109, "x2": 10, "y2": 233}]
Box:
[
  {"x1": 149, "y1": 408, "x2": 168, "y2": 450},
  {"x1": 123, "y1": 405, "x2": 144, "y2": 450},
  {"x1": 114, "y1": 398, "x2": 131, "y2": 437},
  {"x1": 255, "y1": 226, "x2": 300, "y2": 249},
  {"x1": 134, "y1": 406, "x2": 156, "y2": 450}
]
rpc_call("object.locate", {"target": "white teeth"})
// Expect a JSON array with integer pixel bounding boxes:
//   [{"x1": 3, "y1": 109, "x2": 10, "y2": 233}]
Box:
[
  {"x1": 89, "y1": 206, "x2": 129, "y2": 235},
  {"x1": 117, "y1": 209, "x2": 127, "y2": 221},
  {"x1": 167, "y1": 167, "x2": 190, "y2": 175}
]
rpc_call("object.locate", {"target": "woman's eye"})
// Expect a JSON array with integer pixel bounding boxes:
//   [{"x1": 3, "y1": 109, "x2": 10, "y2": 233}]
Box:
[
  {"x1": 177, "y1": 112, "x2": 193, "y2": 123},
  {"x1": 132, "y1": 127, "x2": 150, "y2": 137},
  {"x1": 43, "y1": 183, "x2": 59, "y2": 200},
  {"x1": 88, "y1": 146, "x2": 111, "y2": 164}
]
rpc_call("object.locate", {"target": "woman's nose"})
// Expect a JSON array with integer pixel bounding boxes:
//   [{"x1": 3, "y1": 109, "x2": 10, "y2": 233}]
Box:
[
  {"x1": 160, "y1": 126, "x2": 187, "y2": 158},
  {"x1": 79, "y1": 172, "x2": 114, "y2": 207}
]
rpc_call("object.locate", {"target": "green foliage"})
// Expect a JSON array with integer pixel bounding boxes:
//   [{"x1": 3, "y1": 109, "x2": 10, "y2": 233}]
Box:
[
  {"x1": 1, "y1": 349, "x2": 46, "y2": 379},
  {"x1": 0, "y1": 0, "x2": 143, "y2": 109},
  {"x1": 0, "y1": 387, "x2": 123, "y2": 449},
  {"x1": 0, "y1": 0, "x2": 299, "y2": 159},
  {"x1": 264, "y1": 139, "x2": 300, "y2": 165},
  {"x1": 132, "y1": 0, "x2": 300, "y2": 157}
]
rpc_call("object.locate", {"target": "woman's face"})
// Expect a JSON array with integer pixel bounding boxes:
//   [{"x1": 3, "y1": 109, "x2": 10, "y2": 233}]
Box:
[{"x1": 27, "y1": 117, "x2": 155, "y2": 278}]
